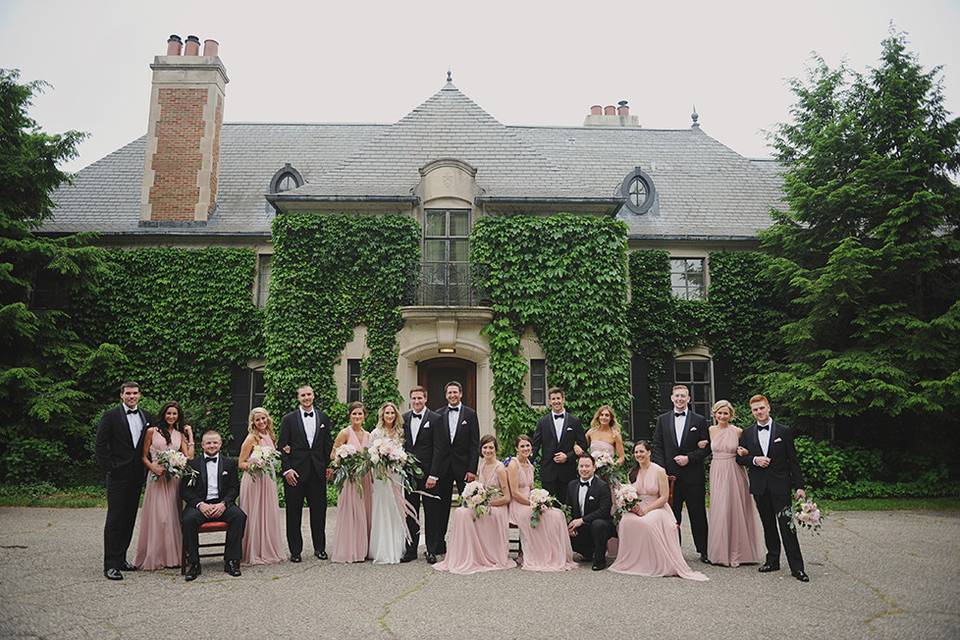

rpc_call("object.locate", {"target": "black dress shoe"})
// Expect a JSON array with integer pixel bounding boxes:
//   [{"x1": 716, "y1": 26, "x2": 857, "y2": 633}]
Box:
[
  {"x1": 700, "y1": 553, "x2": 711, "y2": 565},
  {"x1": 400, "y1": 552, "x2": 417, "y2": 563},
  {"x1": 426, "y1": 553, "x2": 437, "y2": 564},
  {"x1": 119, "y1": 561, "x2": 138, "y2": 572},
  {"x1": 314, "y1": 550, "x2": 328, "y2": 560},
  {"x1": 290, "y1": 554, "x2": 302, "y2": 563},
  {"x1": 792, "y1": 570, "x2": 810, "y2": 582},
  {"x1": 225, "y1": 560, "x2": 242, "y2": 577},
  {"x1": 103, "y1": 568, "x2": 123, "y2": 581},
  {"x1": 591, "y1": 559, "x2": 607, "y2": 571},
  {"x1": 758, "y1": 563, "x2": 781, "y2": 573},
  {"x1": 184, "y1": 564, "x2": 201, "y2": 582}
]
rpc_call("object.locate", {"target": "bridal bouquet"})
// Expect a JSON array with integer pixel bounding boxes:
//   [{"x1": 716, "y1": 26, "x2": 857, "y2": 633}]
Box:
[
  {"x1": 458, "y1": 481, "x2": 502, "y2": 520},
  {"x1": 331, "y1": 443, "x2": 372, "y2": 493},
  {"x1": 152, "y1": 449, "x2": 197, "y2": 481},
  {"x1": 246, "y1": 445, "x2": 282, "y2": 479},
  {"x1": 782, "y1": 496, "x2": 824, "y2": 534},
  {"x1": 368, "y1": 438, "x2": 422, "y2": 491},
  {"x1": 591, "y1": 450, "x2": 627, "y2": 486},
  {"x1": 528, "y1": 488, "x2": 569, "y2": 528},
  {"x1": 612, "y1": 483, "x2": 641, "y2": 524}
]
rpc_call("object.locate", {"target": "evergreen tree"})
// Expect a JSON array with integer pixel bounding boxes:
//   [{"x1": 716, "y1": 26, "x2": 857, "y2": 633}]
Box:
[
  {"x1": 0, "y1": 69, "x2": 123, "y2": 483},
  {"x1": 761, "y1": 32, "x2": 960, "y2": 441}
]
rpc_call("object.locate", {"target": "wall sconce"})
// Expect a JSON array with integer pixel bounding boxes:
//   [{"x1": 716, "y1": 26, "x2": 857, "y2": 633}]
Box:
[{"x1": 438, "y1": 347, "x2": 456, "y2": 354}]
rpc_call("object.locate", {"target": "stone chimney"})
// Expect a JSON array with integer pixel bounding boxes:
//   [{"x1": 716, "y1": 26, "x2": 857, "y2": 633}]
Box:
[
  {"x1": 583, "y1": 99, "x2": 640, "y2": 128},
  {"x1": 140, "y1": 34, "x2": 228, "y2": 224}
]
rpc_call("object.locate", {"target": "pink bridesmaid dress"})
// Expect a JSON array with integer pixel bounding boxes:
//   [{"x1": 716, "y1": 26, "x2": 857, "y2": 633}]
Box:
[
  {"x1": 133, "y1": 429, "x2": 183, "y2": 570},
  {"x1": 509, "y1": 462, "x2": 576, "y2": 572},
  {"x1": 609, "y1": 463, "x2": 708, "y2": 581},
  {"x1": 707, "y1": 426, "x2": 764, "y2": 566},
  {"x1": 331, "y1": 427, "x2": 372, "y2": 563},
  {"x1": 434, "y1": 461, "x2": 515, "y2": 574},
  {"x1": 239, "y1": 434, "x2": 285, "y2": 565}
]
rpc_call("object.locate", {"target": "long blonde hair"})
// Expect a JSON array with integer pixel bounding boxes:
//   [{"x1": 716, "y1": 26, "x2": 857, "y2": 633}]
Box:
[
  {"x1": 247, "y1": 407, "x2": 276, "y2": 444},
  {"x1": 376, "y1": 401, "x2": 404, "y2": 443},
  {"x1": 590, "y1": 405, "x2": 621, "y2": 434}
]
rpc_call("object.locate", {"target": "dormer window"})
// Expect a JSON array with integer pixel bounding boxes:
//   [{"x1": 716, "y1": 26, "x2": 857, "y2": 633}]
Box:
[
  {"x1": 269, "y1": 163, "x2": 304, "y2": 194},
  {"x1": 620, "y1": 167, "x2": 656, "y2": 214}
]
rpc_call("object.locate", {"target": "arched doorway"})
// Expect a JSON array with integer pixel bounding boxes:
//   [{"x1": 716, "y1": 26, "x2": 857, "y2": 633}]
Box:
[{"x1": 417, "y1": 357, "x2": 477, "y2": 411}]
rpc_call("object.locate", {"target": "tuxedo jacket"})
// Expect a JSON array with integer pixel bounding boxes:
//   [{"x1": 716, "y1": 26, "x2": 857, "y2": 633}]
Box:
[
  {"x1": 565, "y1": 475, "x2": 612, "y2": 525},
  {"x1": 736, "y1": 421, "x2": 805, "y2": 497},
  {"x1": 403, "y1": 408, "x2": 440, "y2": 480},
  {"x1": 278, "y1": 408, "x2": 333, "y2": 481},
  {"x1": 431, "y1": 404, "x2": 480, "y2": 480},
  {"x1": 180, "y1": 454, "x2": 240, "y2": 508},
  {"x1": 532, "y1": 412, "x2": 587, "y2": 483},
  {"x1": 94, "y1": 405, "x2": 153, "y2": 478},
  {"x1": 651, "y1": 409, "x2": 710, "y2": 485}
]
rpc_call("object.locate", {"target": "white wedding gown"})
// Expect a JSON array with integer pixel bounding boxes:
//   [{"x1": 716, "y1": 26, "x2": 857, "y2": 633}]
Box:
[{"x1": 367, "y1": 428, "x2": 408, "y2": 564}]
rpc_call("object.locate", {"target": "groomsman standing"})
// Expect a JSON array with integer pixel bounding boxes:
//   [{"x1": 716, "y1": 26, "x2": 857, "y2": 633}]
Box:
[
  {"x1": 401, "y1": 386, "x2": 441, "y2": 562},
  {"x1": 737, "y1": 394, "x2": 809, "y2": 582},
  {"x1": 652, "y1": 384, "x2": 710, "y2": 563},
  {"x1": 428, "y1": 380, "x2": 480, "y2": 564},
  {"x1": 95, "y1": 381, "x2": 152, "y2": 580},
  {"x1": 278, "y1": 385, "x2": 333, "y2": 562},
  {"x1": 532, "y1": 387, "x2": 587, "y2": 500}
]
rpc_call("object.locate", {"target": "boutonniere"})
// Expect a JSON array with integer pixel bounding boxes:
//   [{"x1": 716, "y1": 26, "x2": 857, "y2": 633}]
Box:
[{"x1": 774, "y1": 437, "x2": 783, "y2": 443}]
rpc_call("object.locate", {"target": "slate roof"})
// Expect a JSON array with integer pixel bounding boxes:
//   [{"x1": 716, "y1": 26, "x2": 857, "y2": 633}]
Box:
[{"x1": 45, "y1": 81, "x2": 783, "y2": 239}]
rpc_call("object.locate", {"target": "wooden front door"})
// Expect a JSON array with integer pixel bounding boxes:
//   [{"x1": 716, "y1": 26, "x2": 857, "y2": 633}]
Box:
[{"x1": 417, "y1": 357, "x2": 477, "y2": 411}]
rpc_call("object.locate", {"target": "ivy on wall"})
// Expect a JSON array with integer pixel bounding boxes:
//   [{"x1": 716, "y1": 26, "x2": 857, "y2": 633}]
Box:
[
  {"x1": 472, "y1": 214, "x2": 632, "y2": 447},
  {"x1": 75, "y1": 247, "x2": 264, "y2": 438},
  {"x1": 263, "y1": 213, "x2": 420, "y2": 426}
]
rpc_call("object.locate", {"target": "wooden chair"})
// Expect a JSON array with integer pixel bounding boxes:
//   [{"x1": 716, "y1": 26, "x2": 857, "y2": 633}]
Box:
[
  {"x1": 667, "y1": 475, "x2": 676, "y2": 504},
  {"x1": 508, "y1": 522, "x2": 522, "y2": 556},
  {"x1": 180, "y1": 520, "x2": 228, "y2": 574}
]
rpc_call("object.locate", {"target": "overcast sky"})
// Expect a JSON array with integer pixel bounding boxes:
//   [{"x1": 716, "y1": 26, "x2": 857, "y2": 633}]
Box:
[{"x1": 1, "y1": 0, "x2": 957, "y2": 173}]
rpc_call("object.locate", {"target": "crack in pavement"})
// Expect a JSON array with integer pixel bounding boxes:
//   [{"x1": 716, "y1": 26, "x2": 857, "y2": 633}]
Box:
[
  {"x1": 822, "y1": 547, "x2": 904, "y2": 628},
  {"x1": 376, "y1": 573, "x2": 433, "y2": 639}
]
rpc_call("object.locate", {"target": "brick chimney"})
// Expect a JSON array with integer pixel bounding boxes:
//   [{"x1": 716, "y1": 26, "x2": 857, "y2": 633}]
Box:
[
  {"x1": 140, "y1": 34, "x2": 228, "y2": 224},
  {"x1": 583, "y1": 99, "x2": 640, "y2": 128}
]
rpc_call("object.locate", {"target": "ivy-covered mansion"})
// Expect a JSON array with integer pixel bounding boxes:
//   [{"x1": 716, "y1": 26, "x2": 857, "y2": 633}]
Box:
[{"x1": 44, "y1": 36, "x2": 786, "y2": 450}]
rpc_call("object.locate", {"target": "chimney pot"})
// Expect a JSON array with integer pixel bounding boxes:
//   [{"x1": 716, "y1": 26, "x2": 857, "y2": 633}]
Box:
[
  {"x1": 166, "y1": 35, "x2": 183, "y2": 56},
  {"x1": 184, "y1": 35, "x2": 201, "y2": 56},
  {"x1": 202, "y1": 39, "x2": 219, "y2": 57},
  {"x1": 604, "y1": 105, "x2": 616, "y2": 116},
  {"x1": 617, "y1": 100, "x2": 630, "y2": 117},
  {"x1": 590, "y1": 105, "x2": 603, "y2": 116}
]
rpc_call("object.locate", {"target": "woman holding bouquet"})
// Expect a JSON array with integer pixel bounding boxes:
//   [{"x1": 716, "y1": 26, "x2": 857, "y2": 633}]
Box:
[
  {"x1": 609, "y1": 441, "x2": 707, "y2": 580},
  {"x1": 133, "y1": 401, "x2": 193, "y2": 570},
  {"x1": 435, "y1": 434, "x2": 515, "y2": 574},
  {"x1": 705, "y1": 400, "x2": 763, "y2": 567},
  {"x1": 368, "y1": 402, "x2": 412, "y2": 564},
  {"x1": 331, "y1": 402, "x2": 372, "y2": 563},
  {"x1": 238, "y1": 407, "x2": 285, "y2": 565},
  {"x1": 508, "y1": 434, "x2": 576, "y2": 572}
]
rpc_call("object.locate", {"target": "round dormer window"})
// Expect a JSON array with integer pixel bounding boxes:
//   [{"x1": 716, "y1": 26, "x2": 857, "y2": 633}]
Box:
[{"x1": 621, "y1": 168, "x2": 656, "y2": 215}]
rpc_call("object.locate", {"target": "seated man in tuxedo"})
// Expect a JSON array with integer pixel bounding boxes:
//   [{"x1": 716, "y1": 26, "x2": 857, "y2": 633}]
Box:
[
  {"x1": 180, "y1": 430, "x2": 246, "y2": 581},
  {"x1": 566, "y1": 455, "x2": 614, "y2": 571}
]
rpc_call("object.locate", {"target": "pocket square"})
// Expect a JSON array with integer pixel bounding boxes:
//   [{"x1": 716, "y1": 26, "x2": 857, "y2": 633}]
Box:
[
  {"x1": 422, "y1": 425, "x2": 431, "y2": 429},
  {"x1": 319, "y1": 423, "x2": 326, "y2": 429},
  {"x1": 774, "y1": 437, "x2": 783, "y2": 443},
  {"x1": 689, "y1": 427, "x2": 697, "y2": 431},
  {"x1": 566, "y1": 427, "x2": 573, "y2": 431},
  {"x1": 588, "y1": 495, "x2": 595, "y2": 500},
  {"x1": 221, "y1": 471, "x2": 228, "y2": 476},
  {"x1": 461, "y1": 420, "x2": 467, "y2": 425}
]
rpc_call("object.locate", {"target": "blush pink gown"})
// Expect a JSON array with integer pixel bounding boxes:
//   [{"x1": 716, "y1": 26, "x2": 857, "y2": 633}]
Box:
[
  {"x1": 239, "y1": 434, "x2": 285, "y2": 565},
  {"x1": 609, "y1": 463, "x2": 708, "y2": 581},
  {"x1": 331, "y1": 428, "x2": 372, "y2": 563},
  {"x1": 509, "y1": 462, "x2": 576, "y2": 572},
  {"x1": 434, "y1": 461, "x2": 515, "y2": 574},
  {"x1": 707, "y1": 426, "x2": 764, "y2": 566},
  {"x1": 133, "y1": 429, "x2": 183, "y2": 570}
]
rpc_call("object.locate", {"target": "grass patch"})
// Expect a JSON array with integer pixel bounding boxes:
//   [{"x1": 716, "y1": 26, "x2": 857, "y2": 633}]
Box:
[{"x1": 0, "y1": 484, "x2": 107, "y2": 508}]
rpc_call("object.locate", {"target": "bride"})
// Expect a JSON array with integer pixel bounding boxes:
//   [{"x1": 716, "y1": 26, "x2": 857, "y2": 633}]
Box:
[{"x1": 368, "y1": 401, "x2": 413, "y2": 564}]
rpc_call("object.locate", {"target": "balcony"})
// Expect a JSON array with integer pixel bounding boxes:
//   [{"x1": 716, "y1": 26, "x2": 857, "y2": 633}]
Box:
[{"x1": 410, "y1": 261, "x2": 488, "y2": 307}]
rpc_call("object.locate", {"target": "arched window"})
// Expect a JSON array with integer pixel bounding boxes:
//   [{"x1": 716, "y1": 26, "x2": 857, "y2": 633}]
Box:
[
  {"x1": 268, "y1": 163, "x2": 304, "y2": 194},
  {"x1": 620, "y1": 167, "x2": 656, "y2": 214}
]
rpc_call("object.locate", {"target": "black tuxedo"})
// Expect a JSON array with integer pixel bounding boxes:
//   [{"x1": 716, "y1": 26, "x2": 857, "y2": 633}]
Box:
[
  {"x1": 431, "y1": 403, "x2": 480, "y2": 553},
  {"x1": 403, "y1": 408, "x2": 442, "y2": 556},
  {"x1": 95, "y1": 404, "x2": 152, "y2": 571},
  {"x1": 278, "y1": 407, "x2": 334, "y2": 556},
  {"x1": 651, "y1": 408, "x2": 710, "y2": 554},
  {"x1": 532, "y1": 411, "x2": 587, "y2": 499},
  {"x1": 737, "y1": 421, "x2": 805, "y2": 572},
  {"x1": 565, "y1": 475, "x2": 614, "y2": 562},
  {"x1": 180, "y1": 454, "x2": 246, "y2": 564}
]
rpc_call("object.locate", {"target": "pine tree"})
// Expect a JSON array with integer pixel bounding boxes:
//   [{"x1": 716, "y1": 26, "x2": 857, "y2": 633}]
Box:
[{"x1": 761, "y1": 32, "x2": 960, "y2": 441}]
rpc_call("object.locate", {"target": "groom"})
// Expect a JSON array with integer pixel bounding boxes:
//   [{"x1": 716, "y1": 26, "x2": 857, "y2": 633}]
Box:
[
  {"x1": 532, "y1": 387, "x2": 587, "y2": 500},
  {"x1": 401, "y1": 386, "x2": 442, "y2": 562},
  {"x1": 427, "y1": 380, "x2": 480, "y2": 564},
  {"x1": 566, "y1": 455, "x2": 614, "y2": 571},
  {"x1": 737, "y1": 394, "x2": 809, "y2": 582}
]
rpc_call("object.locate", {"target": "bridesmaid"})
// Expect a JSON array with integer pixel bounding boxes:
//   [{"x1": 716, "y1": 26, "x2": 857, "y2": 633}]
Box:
[
  {"x1": 238, "y1": 407, "x2": 285, "y2": 565},
  {"x1": 434, "y1": 434, "x2": 515, "y2": 574},
  {"x1": 609, "y1": 441, "x2": 708, "y2": 581},
  {"x1": 585, "y1": 405, "x2": 626, "y2": 466},
  {"x1": 331, "y1": 402, "x2": 372, "y2": 563},
  {"x1": 706, "y1": 400, "x2": 764, "y2": 567},
  {"x1": 508, "y1": 434, "x2": 576, "y2": 572},
  {"x1": 133, "y1": 401, "x2": 193, "y2": 570}
]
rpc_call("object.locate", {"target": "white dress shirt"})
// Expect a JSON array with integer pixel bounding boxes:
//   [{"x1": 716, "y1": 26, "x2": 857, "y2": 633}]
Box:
[
  {"x1": 553, "y1": 412, "x2": 565, "y2": 442},
  {"x1": 301, "y1": 407, "x2": 317, "y2": 448},
  {"x1": 578, "y1": 475, "x2": 593, "y2": 514},
  {"x1": 447, "y1": 405, "x2": 460, "y2": 443},
  {"x1": 674, "y1": 411, "x2": 686, "y2": 447},
  {"x1": 124, "y1": 406, "x2": 143, "y2": 447},
  {"x1": 758, "y1": 421, "x2": 773, "y2": 457},
  {"x1": 410, "y1": 412, "x2": 423, "y2": 446},
  {"x1": 204, "y1": 455, "x2": 220, "y2": 501}
]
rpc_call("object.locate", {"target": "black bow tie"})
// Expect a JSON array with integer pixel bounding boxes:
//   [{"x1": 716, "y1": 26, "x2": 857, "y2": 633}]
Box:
[
  {"x1": 757, "y1": 424, "x2": 770, "y2": 431},
  {"x1": 411, "y1": 413, "x2": 422, "y2": 420},
  {"x1": 553, "y1": 414, "x2": 564, "y2": 420},
  {"x1": 448, "y1": 406, "x2": 459, "y2": 412},
  {"x1": 205, "y1": 457, "x2": 218, "y2": 464},
  {"x1": 579, "y1": 481, "x2": 590, "y2": 488},
  {"x1": 675, "y1": 412, "x2": 686, "y2": 418},
  {"x1": 303, "y1": 411, "x2": 313, "y2": 418},
  {"x1": 126, "y1": 409, "x2": 138, "y2": 415}
]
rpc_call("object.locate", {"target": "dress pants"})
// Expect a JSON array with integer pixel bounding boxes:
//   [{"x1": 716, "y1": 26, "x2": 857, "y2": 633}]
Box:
[
  {"x1": 103, "y1": 468, "x2": 145, "y2": 570},
  {"x1": 406, "y1": 475, "x2": 442, "y2": 556},
  {"x1": 670, "y1": 479, "x2": 708, "y2": 554},
  {"x1": 181, "y1": 502, "x2": 247, "y2": 563},
  {"x1": 754, "y1": 489, "x2": 804, "y2": 572},
  {"x1": 570, "y1": 518, "x2": 614, "y2": 561},
  {"x1": 435, "y1": 473, "x2": 468, "y2": 554},
  {"x1": 284, "y1": 472, "x2": 327, "y2": 555}
]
